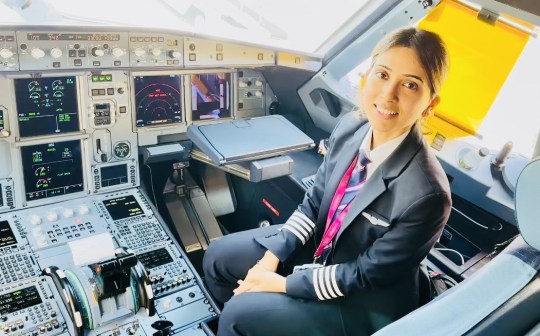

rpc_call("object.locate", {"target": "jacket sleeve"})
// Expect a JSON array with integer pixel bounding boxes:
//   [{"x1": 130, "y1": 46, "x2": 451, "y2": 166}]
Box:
[
  {"x1": 285, "y1": 191, "x2": 451, "y2": 300},
  {"x1": 253, "y1": 116, "x2": 348, "y2": 261},
  {"x1": 253, "y1": 151, "x2": 328, "y2": 261}
]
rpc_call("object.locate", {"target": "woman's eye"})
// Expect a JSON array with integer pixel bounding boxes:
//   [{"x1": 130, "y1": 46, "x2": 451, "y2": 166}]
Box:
[
  {"x1": 404, "y1": 82, "x2": 418, "y2": 90},
  {"x1": 375, "y1": 71, "x2": 388, "y2": 79}
]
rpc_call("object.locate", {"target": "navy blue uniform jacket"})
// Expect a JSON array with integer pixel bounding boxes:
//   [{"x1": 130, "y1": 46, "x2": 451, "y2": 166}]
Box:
[{"x1": 256, "y1": 112, "x2": 451, "y2": 313}]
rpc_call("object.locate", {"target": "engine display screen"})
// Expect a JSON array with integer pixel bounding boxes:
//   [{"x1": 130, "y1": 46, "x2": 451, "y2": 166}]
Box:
[
  {"x1": 138, "y1": 248, "x2": 173, "y2": 269},
  {"x1": 0, "y1": 286, "x2": 42, "y2": 315},
  {"x1": 15, "y1": 76, "x2": 80, "y2": 137},
  {"x1": 134, "y1": 75, "x2": 182, "y2": 127},
  {"x1": 0, "y1": 220, "x2": 17, "y2": 248},
  {"x1": 103, "y1": 195, "x2": 143, "y2": 221},
  {"x1": 21, "y1": 140, "x2": 84, "y2": 201},
  {"x1": 191, "y1": 73, "x2": 231, "y2": 121}
]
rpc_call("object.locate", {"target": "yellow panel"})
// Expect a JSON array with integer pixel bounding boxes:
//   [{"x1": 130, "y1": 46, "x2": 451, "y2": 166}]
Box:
[{"x1": 418, "y1": 0, "x2": 529, "y2": 140}]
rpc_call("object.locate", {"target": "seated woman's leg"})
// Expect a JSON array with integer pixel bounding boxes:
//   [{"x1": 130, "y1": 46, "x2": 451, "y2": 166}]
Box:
[
  {"x1": 202, "y1": 225, "x2": 282, "y2": 304},
  {"x1": 217, "y1": 292, "x2": 346, "y2": 336}
]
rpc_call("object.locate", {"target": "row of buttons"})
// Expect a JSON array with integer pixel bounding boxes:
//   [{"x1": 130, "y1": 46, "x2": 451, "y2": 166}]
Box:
[
  {"x1": 130, "y1": 36, "x2": 164, "y2": 42},
  {"x1": 91, "y1": 88, "x2": 115, "y2": 96}
]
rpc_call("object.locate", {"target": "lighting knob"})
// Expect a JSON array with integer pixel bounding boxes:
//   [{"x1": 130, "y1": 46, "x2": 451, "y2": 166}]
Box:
[
  {"x1": 111, "y1": 47, "x2": 124, "y2": 58},
  {"x1": 0, "y1": 48, "x2": 14, "y2": 59},
  {"x1": 78, "y1": 205, "x2": 90, "y2": 215},
  {"x1": 255, "y1": 91, "x2": 263, "y2": 97},
  {"x1": 134, "y1": 48, "x2": 146, "y2": 57},
  {"x1": 30, "y1": 48, "x2": 45, "y2": 59},
  {"x1": 29, "y1": 215, "x2": 42, "y2": 225},
  {"x1": 168, "y1": 50, "x2": 181, "y2": 59},
  {"x1": 63, "y1": 208, "x2": 74, "y2": 218},
  {"x1": 92, "y1": 47, "x2": 105, "y2": 57},
  {"x1": 46, "y1": 212, "x2": 59, "y2": 222},
  {"x1": 151, "y1": 48, "x2": 162, "y2": 57},
  {"x1": 238, "y1": 82, "x2": 247, "y2": 88},
  {"x1": 50, "y1": 48, "x2": 62, "y2": 58},
  {"x1": 255, "y1": 80, "x2": 263, "y2": 87}
]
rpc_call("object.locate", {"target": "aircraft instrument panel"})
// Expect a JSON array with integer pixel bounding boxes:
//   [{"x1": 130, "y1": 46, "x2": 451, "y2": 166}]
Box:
[{"x1": 0, "y1": 25, "x2": 271, "y2": 336}]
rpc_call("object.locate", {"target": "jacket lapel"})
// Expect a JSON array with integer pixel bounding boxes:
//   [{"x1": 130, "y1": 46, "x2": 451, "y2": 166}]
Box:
[
  {"x1": 335, "y1": 123, "x2": 424, "y2": 240},
  {"x1": 318, "y1": 124, "x2": 370, "y2": 225}
]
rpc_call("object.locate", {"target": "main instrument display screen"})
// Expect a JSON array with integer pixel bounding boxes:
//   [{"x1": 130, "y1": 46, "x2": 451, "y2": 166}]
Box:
[
  {"x1": 15, "y1": 76, "x2": 80, "y2": 137},
  {"x1": 191, "y1": 73, "x2": 231, "y2": 121},
  {"x1": 134, "y1": 75, "x2": 182, "y2": 127}
]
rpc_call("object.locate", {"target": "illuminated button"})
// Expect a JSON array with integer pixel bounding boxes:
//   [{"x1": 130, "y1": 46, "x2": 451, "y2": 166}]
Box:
[
  {"x1": 255, "y1": 80, "x2": 263, "y2": 87},
  {"x1": 62, "y1": 209, "x2": 74, "y2": 218},
  {"x1": 162, "y1": 298, "x2": 172, "y2": 309},
  {"x1": 151, "y1": 48, "x2": 162, "y2": 57},
  {"x1": 46, "y1": 212, "x2": 58, "y2": 222},
  {"x1": 29, "y1": 215, "x2": 42, "y2": 225},
  {"x1": 78, "y1": 205, "x2": 90, "y2": 215},
  {"x1": 255, "y1": 91, "x2": 263, "y2": 97}
]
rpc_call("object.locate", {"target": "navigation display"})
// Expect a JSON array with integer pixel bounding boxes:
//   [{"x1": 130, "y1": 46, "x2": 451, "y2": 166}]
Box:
[
  {"x1": 191, "y1": 73, "x2": 231, "y2": 121},
  {"x1": 21, "y1": 140, "x2": 84, "y2": 201},
  {"x1": 103, "y1": 195, "x2": 143, "y2": 221},
  {"x1": 0, "y1": 286, "x2": 42, "y2": 315},
  {"x1": 0, "y1": 220, "x2": 17, "y2": 248},
  {"x1": 15, "y1": 77, "x2": 79, "y2": 137},
  {"x1": 134, "y1": 75, "x2": 182, "y2": 127}
]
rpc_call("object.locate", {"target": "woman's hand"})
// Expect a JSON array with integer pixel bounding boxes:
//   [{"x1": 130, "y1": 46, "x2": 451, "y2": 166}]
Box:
[{"x1": 233, "y1": 251, "x2": 285, "y2": 295}]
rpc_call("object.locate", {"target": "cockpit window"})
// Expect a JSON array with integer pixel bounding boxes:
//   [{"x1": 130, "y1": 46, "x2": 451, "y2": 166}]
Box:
[{"x1": 0, "y1": 0, "x2": 370, "y2": 54}]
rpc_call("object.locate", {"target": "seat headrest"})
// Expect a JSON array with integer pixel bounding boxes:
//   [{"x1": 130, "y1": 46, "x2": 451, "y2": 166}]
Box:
[{"x1": 515, "y1": 158, "x2": 540, "y2": 250}]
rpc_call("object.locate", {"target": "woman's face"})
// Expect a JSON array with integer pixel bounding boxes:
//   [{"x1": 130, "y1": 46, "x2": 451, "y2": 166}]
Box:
[{"x1": 361, "y1": 46, "x2": 439, "y2": 144}]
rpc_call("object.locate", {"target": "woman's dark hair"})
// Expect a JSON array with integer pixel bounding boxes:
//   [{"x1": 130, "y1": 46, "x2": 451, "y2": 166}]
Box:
[{"x1": 370, "y1": 27, "x2": 449, "y2": 97}]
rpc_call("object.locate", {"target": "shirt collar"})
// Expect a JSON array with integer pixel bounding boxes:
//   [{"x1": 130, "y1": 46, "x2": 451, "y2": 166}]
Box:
[{"x1": 360, "y1": 127, "x2": 409, "y2": 179}]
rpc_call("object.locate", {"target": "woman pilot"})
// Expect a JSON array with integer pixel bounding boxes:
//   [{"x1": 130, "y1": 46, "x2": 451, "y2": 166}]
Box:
[{"x1": 203, "y1": 27, "x2": 452, "y2": 336}]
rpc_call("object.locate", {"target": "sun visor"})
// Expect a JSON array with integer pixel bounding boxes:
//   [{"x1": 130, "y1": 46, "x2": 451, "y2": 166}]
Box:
[{"x1": 418, "y1": 0, "x2": 530, "y2": 141}]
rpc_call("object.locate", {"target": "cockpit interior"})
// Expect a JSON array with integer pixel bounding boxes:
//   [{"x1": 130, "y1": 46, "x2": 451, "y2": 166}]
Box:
[{"x1": 0, "y1": 0, "x2": 540, "y2": 335}]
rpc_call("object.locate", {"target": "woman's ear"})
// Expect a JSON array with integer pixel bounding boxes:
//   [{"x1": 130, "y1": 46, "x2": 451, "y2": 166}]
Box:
[{"x1": 422, "y1": 96, "x2": 440, "y2": 117}]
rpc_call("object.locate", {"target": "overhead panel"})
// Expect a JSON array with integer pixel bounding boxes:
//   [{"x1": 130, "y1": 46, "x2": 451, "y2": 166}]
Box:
[{"x1": 419, "y1": 0, "x2": 530, "y2": 141}]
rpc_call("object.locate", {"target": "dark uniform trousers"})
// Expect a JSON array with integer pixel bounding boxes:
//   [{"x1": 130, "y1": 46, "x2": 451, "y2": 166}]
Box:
[{"x1": 203, "y1": 225, "x2": 412, "y2": 336}]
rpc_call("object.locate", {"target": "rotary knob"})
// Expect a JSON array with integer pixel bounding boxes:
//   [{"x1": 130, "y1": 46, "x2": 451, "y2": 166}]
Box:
[
  {"x1": 30, "y1": 48, "x2": 45, "y2": 59},
  {"x1": 168, "y1": 50, "x2": 181, "y2": 59},
  {"x1": 112, "y1": 47, "x2": 124, "y2": 58},
  {"x1": 134, "y1": 48, "x2": 146, "y2": 57},
  {"x1": 63, "y1": 208, "x2": 74, "y2": 218},
  {"x1": 0, "y1": 48, "x2": 14, "y2": 59},
  {"x1": 50, "y1": 48, "x2": 62, "y2": 59},
  {"x1": 29, "y1": 215, "x2": 42, "y2": 225},
  {"x1": 78, "y1": 205, "x2": 90, "y2": 215},
  {"x1": 46, "y1": 212, "x2": 59, "y2": 222},
  {"x1": 92, "y1": 47, "x2": 105, "y2": 57}
]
